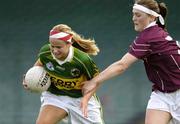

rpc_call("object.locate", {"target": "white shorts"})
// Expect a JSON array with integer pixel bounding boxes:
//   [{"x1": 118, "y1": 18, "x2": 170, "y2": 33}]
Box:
[
  {"x1": 40, "y1": 91, "x2": 104, "y2": 124},
  {"x1": 147, "y1": 90, "x2": 180, "y2": 124}
]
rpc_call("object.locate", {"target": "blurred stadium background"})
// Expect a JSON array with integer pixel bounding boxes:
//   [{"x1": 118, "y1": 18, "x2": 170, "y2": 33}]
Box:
[{"x1": 0, "y1": 0, "x2": 179, "y2": 123}]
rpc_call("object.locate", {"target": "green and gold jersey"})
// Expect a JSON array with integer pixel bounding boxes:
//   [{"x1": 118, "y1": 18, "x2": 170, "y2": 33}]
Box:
[{"x1": 38, "y1": 44, "x2": 99, "y2": 98}]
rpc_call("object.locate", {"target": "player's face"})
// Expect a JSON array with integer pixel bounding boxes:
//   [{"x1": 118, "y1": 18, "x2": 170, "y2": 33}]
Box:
[
  {"x1": 50, "y1": 39, "x2": 71, "y2": 60},
  {"x1": 132, "y1": 9, "x2": 153, "y2": 32}
]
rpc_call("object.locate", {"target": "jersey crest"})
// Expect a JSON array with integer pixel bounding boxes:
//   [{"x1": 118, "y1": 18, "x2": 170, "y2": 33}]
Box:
[
  {"x1": 46, "y1": 62, "x2": 55, "y2": 71},
  {"x1": 70, "y1": 68, "x2": 81, "y2": 77}
]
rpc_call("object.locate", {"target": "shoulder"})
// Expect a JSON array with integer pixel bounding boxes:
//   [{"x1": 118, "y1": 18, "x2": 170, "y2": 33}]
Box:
[
  {"x1": 38, "y1": 44, "x2": 51, "y2": 57},
  {"x1": 39, "y1": 44, "x2": 51, "y2": 55},
  {"x1": 74, "y1": 47, "x2": 90, "y2": 59},
  {"x1": 139, "y1": 25, "x2": 166, "y2": 41},
  {"x1": 39, "y1": 44, "x2": 51, "y2": 53},
  {"x1": 73, "y1": 47, "x2": 99, "y2": 78},
  {"x1": 73, "y1": 47, "x2": 93, "y2": 63}
]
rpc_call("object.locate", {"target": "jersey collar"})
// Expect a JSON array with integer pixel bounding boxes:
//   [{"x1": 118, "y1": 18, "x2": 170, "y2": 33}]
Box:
[{"x1": 144, "y1": 21, "x2": 157, "y2": 29}]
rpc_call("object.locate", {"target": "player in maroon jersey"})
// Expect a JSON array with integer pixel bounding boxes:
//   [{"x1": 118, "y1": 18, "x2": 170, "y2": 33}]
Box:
[{"x1": 81, "y1": 0, "x2": 180, "y2": 124}]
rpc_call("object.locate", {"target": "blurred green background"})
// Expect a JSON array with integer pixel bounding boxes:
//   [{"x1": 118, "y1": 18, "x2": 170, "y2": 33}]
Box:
[{"x1": 0, "y1": 0, "x2": 179, "y2": 123}]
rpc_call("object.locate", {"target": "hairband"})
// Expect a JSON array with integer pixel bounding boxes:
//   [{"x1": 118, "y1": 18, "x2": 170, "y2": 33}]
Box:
[
  {"x1": 49, "y1": 30, "x2": 73, "y2": 43},
  {"x1": 133, "y1": 4, "x2": 165, "y2": 25}
]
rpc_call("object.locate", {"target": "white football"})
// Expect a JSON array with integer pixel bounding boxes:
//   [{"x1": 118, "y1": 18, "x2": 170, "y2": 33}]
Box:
[{"x1": 25, "y1": 66, "x2": 51, "y2": 92}]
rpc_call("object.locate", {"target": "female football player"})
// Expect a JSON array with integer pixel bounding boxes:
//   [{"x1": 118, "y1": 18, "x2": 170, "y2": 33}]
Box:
[
  {"x1": 81, "y1": 0, "x2": 180, "y2": 124},
  {"x1": 23, "y1": 24, "x2": 104, "y2": 124}
]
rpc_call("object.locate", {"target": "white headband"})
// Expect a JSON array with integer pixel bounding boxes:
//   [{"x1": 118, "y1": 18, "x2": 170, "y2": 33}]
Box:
[{"x1": 133, "y1": 4, "x2": 165, "y2": 25}]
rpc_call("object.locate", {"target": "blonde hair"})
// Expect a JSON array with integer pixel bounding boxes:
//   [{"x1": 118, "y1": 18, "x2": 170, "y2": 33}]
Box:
[{"x1": 51, "y1": 24, "x2": 100, "y2": 56}]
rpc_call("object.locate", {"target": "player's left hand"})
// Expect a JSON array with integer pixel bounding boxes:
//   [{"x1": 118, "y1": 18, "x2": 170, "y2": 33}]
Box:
[{"x1": 81, "y1": 80, "x2": 99, "y2": 117}]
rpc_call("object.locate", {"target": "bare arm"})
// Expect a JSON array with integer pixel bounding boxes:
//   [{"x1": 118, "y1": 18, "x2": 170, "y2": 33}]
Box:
[
  {"x1": 91, "y1": 53, "x2": 138, "y2": 85},
  {"x1": 81, "y1": 53, "x2": 138, "y2": 117},
  {"x1": 34, "y1": 58, "x2": 43, "y2": 66}
]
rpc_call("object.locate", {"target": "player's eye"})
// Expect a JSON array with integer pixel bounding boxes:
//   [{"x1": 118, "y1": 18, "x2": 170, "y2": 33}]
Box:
[
  {"x1": 55, "y1": 46, "x2": 62, "y2": 49},
  {"x1": 51, "y1": 45, "x2": 62, "y2": 49}
]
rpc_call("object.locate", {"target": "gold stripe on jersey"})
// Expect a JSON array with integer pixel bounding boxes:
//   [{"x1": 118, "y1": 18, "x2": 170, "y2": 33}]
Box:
[
  {"x1": 48, "y1": 72, "x2": 87, "y2": 90},
  {"x1": 74, "y1": 56, "x2": 92, "y2": 79}
]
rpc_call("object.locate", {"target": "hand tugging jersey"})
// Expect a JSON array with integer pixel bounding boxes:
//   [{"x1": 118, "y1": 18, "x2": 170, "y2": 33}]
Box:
[
  {"x1": 38, "y1": 44, "x2": 99, "y2": 98},
  {"x1": 129, "y1": 25, "x2": 180, "y2": 93}
]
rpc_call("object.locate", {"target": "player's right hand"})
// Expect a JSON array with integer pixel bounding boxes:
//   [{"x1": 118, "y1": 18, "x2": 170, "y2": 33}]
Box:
[{"x1": 81, "y1": 80, "x2": 99, "y2": 117}]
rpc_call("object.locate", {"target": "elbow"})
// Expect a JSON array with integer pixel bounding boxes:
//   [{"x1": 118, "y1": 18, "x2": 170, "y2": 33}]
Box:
[{"x1": 115, "y1": 61, "x2": 129, "y2": 74}]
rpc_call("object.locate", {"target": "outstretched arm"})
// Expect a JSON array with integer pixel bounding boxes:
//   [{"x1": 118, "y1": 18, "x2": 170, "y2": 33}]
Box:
[{"x1": 81, "y1": 53, "x2": 138, "y2": 117}]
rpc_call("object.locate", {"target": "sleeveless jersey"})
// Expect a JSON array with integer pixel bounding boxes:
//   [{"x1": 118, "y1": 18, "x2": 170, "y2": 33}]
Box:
[{"x1": 38, "y1": 44, "x2": 99, "y2": 98}]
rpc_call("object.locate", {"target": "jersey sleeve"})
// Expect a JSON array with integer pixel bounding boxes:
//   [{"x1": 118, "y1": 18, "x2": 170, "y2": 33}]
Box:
[
  {"x1": 74, "y1": 48, "x2": 99, "y2": 80},
  {"x1": 128, "y1": 36, "x2": 151, "y2": 59},
  {"x1": 38, "y1": 44, "x2": 51, "y2": 57},
  {"x1": 81, "y1": 55, "x2": 99, "y2": 80}
]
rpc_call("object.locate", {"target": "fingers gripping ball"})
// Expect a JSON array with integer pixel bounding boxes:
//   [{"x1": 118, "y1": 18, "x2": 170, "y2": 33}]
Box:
[{"x1": 25, "y1": 66, "x2": 51, "y2": 92}]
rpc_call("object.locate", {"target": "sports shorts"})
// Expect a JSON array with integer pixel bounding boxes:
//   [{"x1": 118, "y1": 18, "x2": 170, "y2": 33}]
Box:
[
  {"x1": 147, "y1": 90, "x2": 180, "y2": 124},
  {"x1": 40, "y1": 91, "x2": 104, "y2": 124}
]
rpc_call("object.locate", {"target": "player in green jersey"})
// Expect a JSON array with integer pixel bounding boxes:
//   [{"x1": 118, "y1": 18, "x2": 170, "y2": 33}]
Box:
[{"x1": 23, "y1": 24, "x2": 104, "y2": 124}]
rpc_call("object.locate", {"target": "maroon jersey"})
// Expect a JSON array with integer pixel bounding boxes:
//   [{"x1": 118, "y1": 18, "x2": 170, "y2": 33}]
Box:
[{"x1": 129, "y1": 25, "x2": 180, "y2": 93}]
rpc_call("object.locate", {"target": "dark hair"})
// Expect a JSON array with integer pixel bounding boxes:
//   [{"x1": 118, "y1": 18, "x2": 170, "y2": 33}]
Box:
[{"x1": 156, "y1": 2, "x2": 168, "y2": 30}]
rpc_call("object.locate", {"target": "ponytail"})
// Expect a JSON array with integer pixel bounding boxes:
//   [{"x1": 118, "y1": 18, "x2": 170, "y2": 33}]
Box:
[
  {"x1": 71, "y1": 32, "x2": 100, "y2": 56},
  {"x1": 51, "y1": 24, "x2": 100, "y2": 56},
  {"x1": 157, "y1": 2, "x2": 168, "y2": 30}
]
